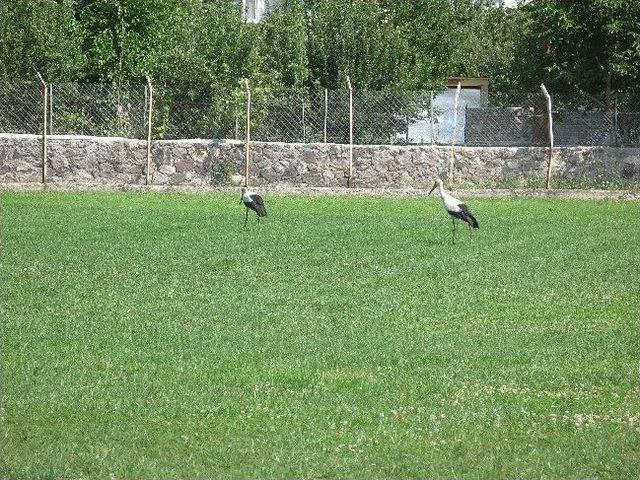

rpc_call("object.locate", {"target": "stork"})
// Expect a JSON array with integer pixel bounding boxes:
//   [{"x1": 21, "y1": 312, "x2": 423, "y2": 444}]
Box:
[
  {"x1": 429, "y1": 178, "x2": 478, "y2": 243},
  {"x1": 240, "y1": 187, "x2": 267, "y2": 227}
]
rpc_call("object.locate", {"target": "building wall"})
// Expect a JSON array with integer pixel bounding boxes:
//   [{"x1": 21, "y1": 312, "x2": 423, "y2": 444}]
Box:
[
  {"x1": 1, "y1": 134, "x2": 638, "y2": 189},
  {"x1": 241, "y1": 0, "x2": 279, "y2": 22}
]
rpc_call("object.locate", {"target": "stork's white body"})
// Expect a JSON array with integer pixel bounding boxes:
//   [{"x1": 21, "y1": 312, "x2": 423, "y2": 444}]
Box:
[
  {"x1": 436, "y1": 183, "x2": 464, "y2": 214},
  {"x1": 429, "y1": 178, "x2": 478, "y2": 243},
  {"x1": 240, "y1": 187, "x2": 267, "y2": 227},
  {"x1": 241, "y1": 189, "x2": 258, "y2": 205}
]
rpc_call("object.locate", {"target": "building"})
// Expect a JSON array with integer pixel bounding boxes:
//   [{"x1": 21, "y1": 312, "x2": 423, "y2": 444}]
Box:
[
  {"x1": 240, "y1": 0, "x2": 279, "y2": 23},
  {"x1": 239, "y1": 0, "x2": 527, "y2": 23},
  {"x1": 403, "y1": 77, "x2": 489, "y2": 145},
  {"x1": 494, "y1": 0, "x2": 529, "y2": 7}
]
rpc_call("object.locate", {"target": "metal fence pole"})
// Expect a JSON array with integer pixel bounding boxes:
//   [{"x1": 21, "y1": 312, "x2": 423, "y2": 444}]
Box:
[
  {"x1": 145, "y1": 76, "x2": 153, "y2": 185},
  {"x1": 144, "y1": 83, "x2": 148, "y2": 130},
  {"x1": 323, "y1": 88, "x2": 328, "y2": 143},
  {"x1": 347, "y1": 76, "x2": 353, "y2": 188},
  {"x1": 541, "y1": 83, "x2": 554, "y2": 189},
  {"x1": 613, "y1": 94, "x2": 619, "y2": 147},
  {"x1": 48, "y1": 83, "x2": 53, "y2": 135},
  {"x1": 449, "y1": 81, "x2": 461, "y2": 183},
  {"x1": 430, "y1": 91, "x2": 435, "y2": 145},
  {"x1": 36, "y1": 72, "x2": 48, "y2": 184},
  {"x1": 244, "y1": 78, "x2": 251, "y2": 187}
]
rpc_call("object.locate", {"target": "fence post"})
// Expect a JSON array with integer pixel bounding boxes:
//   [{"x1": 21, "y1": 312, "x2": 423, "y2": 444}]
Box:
[
  {"x1": 145, "y1": 76, "x2": 154, "y2": 185},
  {"x1": 613, "y1": 93, "x2": 619, "y2": 147},
  {"x1": 48, "y1": 83, "x2": 53, "y2": 135},
  {"x1": 449, "y1": 81, "x2": 461, "y2": 183},
  {"x1": 323, "y1": 88, "x2": 328, "y2": 143},
  {"x1": 430, "y1": 91, "x2": 435, "y2": 145},
  {"x1": 36, "y1": 72, "x2": 48, "y2": 184},
  {"x1": 540, "y1": 83, "x2": 554, "y2": 189},
  {"x1": 347, "y1": 76, "x2": 353, "y2": 188},
  {"x1": 244, "y1": 78, "x2": 251, "y2": 187}
]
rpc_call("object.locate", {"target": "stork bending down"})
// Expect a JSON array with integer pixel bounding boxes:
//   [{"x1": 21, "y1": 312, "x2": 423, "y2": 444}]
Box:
[
  {"x1": 240, "y1": 187, "x2": 267, "y2": 227},
  {"x1": 429, "y1": 178, "x2": 478, "y2": 243}
]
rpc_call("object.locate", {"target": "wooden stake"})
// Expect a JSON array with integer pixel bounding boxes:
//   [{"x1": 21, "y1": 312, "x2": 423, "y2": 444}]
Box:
[
  {"x1": 48, "y1": 83, "x2": 53, "y2": 135},
  {"x1": 430, "y1": 91, "x2": 435, "y2": 145},
  {"x1": 245, "y1": 78, "x2": 251, "y2": 187},
  {"x1": 145, "y1": 76, "x2": 154, "y2": 185},
  {"x1": 323, "y1": 88, "x2": 328, "y2": 143},
  {"x1": 449, "y1": 81, "x2": 461, "y2": 184},
  {"x1": 541, "y1": 83, "x2": 554, "y2": 189},
  {"x1": 347, "y1": 76, "x2": 353, "y2": 188},
  {"x1": 36, "y1": 72, "x2": 47, "y2": 184}
]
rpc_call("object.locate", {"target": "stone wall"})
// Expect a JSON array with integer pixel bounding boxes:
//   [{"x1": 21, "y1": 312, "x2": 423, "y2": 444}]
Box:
[{"x1": 1, "y1": 133, "x2": 638, "y2": 189}]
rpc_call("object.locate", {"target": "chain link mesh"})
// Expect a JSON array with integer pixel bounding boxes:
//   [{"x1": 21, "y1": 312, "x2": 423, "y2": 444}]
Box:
[
  {"x1": 152, "y1": 88, "x2": 239, "y2": 140},
  {"x1": 616, "y1": 94, "x2": 640, "y2": 147},
  {"x1": 250, "y1": 90, "x2": 350, "y2": 143},
  {"x1": 51, "y1": 83, "x2": 146, "y2": 138},
  {"x1": 0, "y1": 81, "x2": 41, "y2": 134},
  {"x1": 0, "y1": 81, "x2": 638, "y2": 147},
  {"x1": 464, "y1": 92, "x2": 548, "y2": 146}
]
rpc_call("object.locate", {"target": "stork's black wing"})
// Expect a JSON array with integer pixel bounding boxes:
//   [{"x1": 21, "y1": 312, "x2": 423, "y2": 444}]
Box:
[
  {"x1": 249, "y1": 194, "x2": 267, "y2": 217},
  {"x1": 458, "y1": 203, "x2": 479, "y2": 229}
]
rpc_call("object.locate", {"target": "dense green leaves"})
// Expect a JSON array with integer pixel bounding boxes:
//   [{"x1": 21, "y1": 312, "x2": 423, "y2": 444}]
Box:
[
  {"x1": 305, "y1": 1, "x2": 409, "y2": 89},
  {"x1": 0, "y1": 0, "x2": 85, "y2": 81},
  {"x1": 261, "y1": 0, "x2": 309, "y2": 89},
  {"x1": 515, "y1": 0, "x2": 640, "y2": 104},
  {"x1": 450, "y1": 1, "x2": 523, "y2": 103},
  {"x1": 0, "y1": 0, "x2": 637, "y2": 101}
]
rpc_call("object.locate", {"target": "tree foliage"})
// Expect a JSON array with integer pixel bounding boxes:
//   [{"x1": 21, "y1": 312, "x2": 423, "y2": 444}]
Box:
[
  {"x1": 260, "y1": 0, "x2": 309, "y2": 89},
  {"x1": 0, "y1": 0, "x2": 85, "y2": 81},
  {"x1": 0, "y1": 0, "x2": 637, "y2": 103},
  {"x1": 449, "y1": 1, "x2": 523, "y2": 104},
  {"x1": 514, "y1": 0, "x2": 640, "y2": 105}
]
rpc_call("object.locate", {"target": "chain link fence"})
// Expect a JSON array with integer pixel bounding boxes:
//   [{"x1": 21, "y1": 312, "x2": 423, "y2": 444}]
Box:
[
  {"x1": 1, "y1": 81, "x2": 638, "y2": 147},
  {"x1": 51, "y1": 83, "x2": 147, "y2": 138},
  {"x1": 0, "y1": 81, "x2": 41, "y2": 134}
]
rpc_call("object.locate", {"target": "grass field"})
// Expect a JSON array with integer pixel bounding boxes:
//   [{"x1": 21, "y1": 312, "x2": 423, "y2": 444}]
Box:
[{"x1": 1, "y1": 191, "x2": 638, "y2": 478}]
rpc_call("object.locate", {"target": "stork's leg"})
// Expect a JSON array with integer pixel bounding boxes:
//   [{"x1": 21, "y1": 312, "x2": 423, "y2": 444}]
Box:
[
  {"x1": 451, "y1": 218, "x2": 456, "y2": 244},
  {"x1": 468, "y1": 223, "x2": 473, "y2": 243},
  {"x1": 257, "y1": 214, "x2": 261, "y2": 226},
  {"x1": 244, "y1": 208, "x2": 249, "y2": 227}
]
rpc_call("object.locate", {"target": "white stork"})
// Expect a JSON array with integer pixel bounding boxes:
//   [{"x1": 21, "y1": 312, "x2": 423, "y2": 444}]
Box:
[
  {"x1": 240, "y1": 187, "x2": 267, "y2": 227},
  {"x1": 429, "y1": 178, "x2": 479, "y2": 243}
]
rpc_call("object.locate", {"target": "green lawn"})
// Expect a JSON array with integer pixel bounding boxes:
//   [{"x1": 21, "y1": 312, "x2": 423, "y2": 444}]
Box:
[{"x1": 1, "y1": 191, "x2": 638, "y2": 478}]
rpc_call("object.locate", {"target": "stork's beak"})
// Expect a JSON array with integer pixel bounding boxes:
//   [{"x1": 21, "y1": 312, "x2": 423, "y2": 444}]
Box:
[
  {"x1": 239, "y1": 197, "x2": 243, "y2": 204},
  {"x1": 428, "y1": 183, "x2": 437, "y2": 195}
]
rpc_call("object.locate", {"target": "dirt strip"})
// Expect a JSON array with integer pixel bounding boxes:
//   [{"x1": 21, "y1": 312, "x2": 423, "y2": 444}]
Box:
[{"x1": 1, "y1": 182, "x2": 639, "y2": 200}]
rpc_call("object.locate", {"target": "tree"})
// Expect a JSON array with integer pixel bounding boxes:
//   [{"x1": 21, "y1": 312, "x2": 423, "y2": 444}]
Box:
[
  {"x1": 0, "y1": 0, "x2": 85, "y2": 81},
  {"x1": 449, "y1": 0, "x2": 524, "y2": 104},
  {"x1": 516, "y1": 0, "x2": 640, "y2": 108},
  {"x1": 147, "y1": 0, "x2": 267, "y2": 138},
  {"x1": 306, "y1": 0, "x2": 407, "y2": 89},
  {"x1": 72, "y1": 0, "x2": 179, "y2": 85},
  {"x1": 380, "y1": 0, "x2": 457, "y2": 90},
  {"x1": 260, "y1": 0, "x2": 309, "y2": 90}
]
